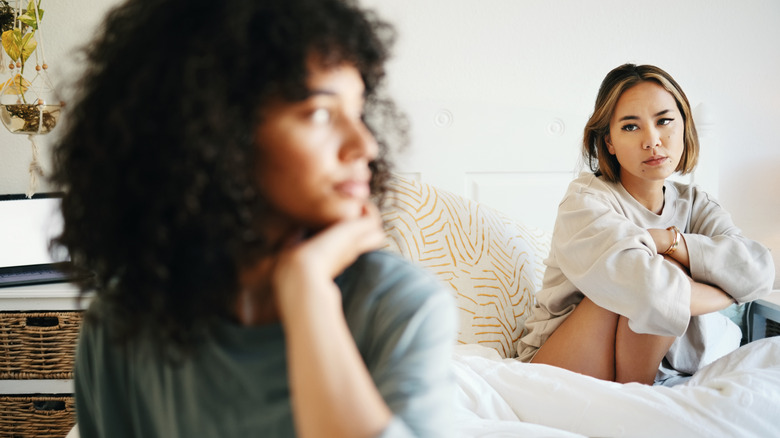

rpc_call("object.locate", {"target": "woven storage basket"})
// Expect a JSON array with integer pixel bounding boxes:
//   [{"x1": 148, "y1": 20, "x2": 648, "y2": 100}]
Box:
[
  {"x1": 0, "y1": 311, "x2": 82, "y2": 379},
  {"x1": 0, "y1": 395, "x2": 76, "y2": 438}
]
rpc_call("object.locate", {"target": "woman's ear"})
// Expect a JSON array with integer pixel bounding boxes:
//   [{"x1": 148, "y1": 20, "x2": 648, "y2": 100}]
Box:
[{"x1": 605, "y1": 134, "x2": 615, "y2": 155}]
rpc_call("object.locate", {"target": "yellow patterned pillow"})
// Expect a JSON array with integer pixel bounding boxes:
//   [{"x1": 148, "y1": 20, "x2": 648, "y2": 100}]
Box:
[{"x1": 382, "y1": 175, "x2": 551, "y2": 358}]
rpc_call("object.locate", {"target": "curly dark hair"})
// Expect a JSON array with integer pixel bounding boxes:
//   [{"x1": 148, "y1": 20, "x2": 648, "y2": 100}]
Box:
[{"x1": 50, "y1": 0, "x2": 405, "y2": 351}]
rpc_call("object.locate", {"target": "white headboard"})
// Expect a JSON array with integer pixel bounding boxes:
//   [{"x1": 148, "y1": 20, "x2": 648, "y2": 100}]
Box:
[{"x1": 392, "y1": 99, "x2": 718, "y2": 235}]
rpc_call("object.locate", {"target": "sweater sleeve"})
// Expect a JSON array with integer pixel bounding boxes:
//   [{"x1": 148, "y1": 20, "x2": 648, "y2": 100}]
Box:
[
  {"x1": 552, "y1": 186, "x2": 691, "y2": 337},
  {"x1": 684, "y1": 187, "x2": 775, "y2": 303}
]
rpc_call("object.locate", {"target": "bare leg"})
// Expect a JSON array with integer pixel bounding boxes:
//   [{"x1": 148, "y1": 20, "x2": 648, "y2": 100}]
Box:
[
  {"x1": 532, "y1": 297, "x2": 675, "y2": 384},
  {"x1": 531, "y1": 297, "x2": 619, "y2": 381},
  {"x1": 614, "y1": 316, "x2": 675, "y2": 384}
]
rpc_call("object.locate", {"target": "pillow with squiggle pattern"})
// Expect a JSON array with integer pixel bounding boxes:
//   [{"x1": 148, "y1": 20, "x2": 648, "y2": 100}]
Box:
[{"x1": 382, "y1": 175, "x2": 551, "y2": 358}]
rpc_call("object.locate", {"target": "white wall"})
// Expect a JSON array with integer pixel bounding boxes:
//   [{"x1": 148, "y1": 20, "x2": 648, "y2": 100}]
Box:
[
  {"x1": 0, "y1": 0, "x2": 777, "y2": 287},
  {"x1": 360, "y1": 0, "x2": 780, "y2": 288}
]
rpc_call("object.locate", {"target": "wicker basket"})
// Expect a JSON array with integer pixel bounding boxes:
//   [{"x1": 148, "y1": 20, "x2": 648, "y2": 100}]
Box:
[
  {"x1": 0, "y1": 395, "x2": 76, "y2": 438},
  {"x1": 0, "y1": 311, "x2": 83, "y2": 380}
]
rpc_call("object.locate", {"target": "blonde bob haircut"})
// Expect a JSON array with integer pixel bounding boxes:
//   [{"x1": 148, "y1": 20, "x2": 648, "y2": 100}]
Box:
[{"x1": 582, "y1": 64, "x2": 699, "y2": 183}]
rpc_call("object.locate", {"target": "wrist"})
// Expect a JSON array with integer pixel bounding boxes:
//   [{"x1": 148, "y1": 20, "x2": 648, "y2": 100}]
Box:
[
  {"x1": 662, "y1": 226, "x2": 681, "y2": 255},
  {"x1": 277, "y1": 279, "x2": 342, "y2": 325}
]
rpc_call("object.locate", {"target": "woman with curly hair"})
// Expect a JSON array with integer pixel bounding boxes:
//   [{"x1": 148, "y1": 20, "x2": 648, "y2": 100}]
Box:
[{"x1": 52, "y1": 0, "x2": 456, "y2": 436}]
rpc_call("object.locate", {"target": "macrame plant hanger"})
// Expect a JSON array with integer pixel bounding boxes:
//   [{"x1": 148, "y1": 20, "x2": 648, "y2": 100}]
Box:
[{"x1": 0, "y1": 0, "x2": 62, "y2": 197}]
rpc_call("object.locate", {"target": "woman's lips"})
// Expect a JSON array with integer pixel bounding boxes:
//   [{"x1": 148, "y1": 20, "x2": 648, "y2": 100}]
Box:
[
  {"x1": 643, "y1": 156, "x2": 668, "y2": 166},
  {"x1": 335, "y1": 180, "x2": 370, "y2": 199}
]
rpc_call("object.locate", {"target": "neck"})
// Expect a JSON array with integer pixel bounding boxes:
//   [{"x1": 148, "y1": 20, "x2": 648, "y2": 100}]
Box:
[
  {"x1": 234, "y1": 220, "x2": 306, "y2": 326},
  {"x1": 620, "y1": 176, "x2": 666, "y2": 214},
  {"x1": 235, "y1": 281, "x2": 279, "y2": 326}
]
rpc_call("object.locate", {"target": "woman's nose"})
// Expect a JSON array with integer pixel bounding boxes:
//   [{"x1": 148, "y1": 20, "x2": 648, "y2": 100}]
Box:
[
  {"x1": 643, "y1": 128, "x2": 661, "y2": 150},
  {"x1": 340, "y1": 118, "x2": 379, "y2": 162}
]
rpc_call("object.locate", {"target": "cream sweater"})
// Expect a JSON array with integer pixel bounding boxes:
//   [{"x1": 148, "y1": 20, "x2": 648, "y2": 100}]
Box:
[{"x1": 518, "y1": 173, "x2": 775, "y2": 377}]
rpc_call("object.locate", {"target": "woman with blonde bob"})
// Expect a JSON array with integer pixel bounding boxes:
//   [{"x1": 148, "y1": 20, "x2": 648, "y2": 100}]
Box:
[{"x1": 517, "y1": 63, "x2": 774, "y2": 385}]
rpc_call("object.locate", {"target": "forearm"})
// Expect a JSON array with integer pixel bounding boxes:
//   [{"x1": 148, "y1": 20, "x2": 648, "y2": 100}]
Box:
[
  {"x1": 649, "y1": 227, "x2": 690, "y2": 268},
  {"x1": 267, "y1": 204, "x2": 394, "y2": 437},
  {"x1": 688, "y1": 278, "x2": 735, "y2": 316},
  {"x1": 283, "y1": 281, "x2": 391, "y2": 438},
  {"x1": 662, "y1": 252, "x2": 734, "y2": 316}
]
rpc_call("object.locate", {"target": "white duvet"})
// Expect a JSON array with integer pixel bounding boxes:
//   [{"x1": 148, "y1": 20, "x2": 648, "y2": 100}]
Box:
[{"x1": 452, "y1": 337, "x2": 780, "y2": 438}]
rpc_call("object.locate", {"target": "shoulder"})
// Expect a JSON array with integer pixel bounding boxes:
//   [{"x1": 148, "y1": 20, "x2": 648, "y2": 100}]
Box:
[
  {"x1": 75, "y1": 301, "x2": 132, "y2": 394},
  {"x1": 339, "y1": 250, "x2": 452, "y2": 309},
  {"x1": 337, "y1": 250, "x2": 456, "y2": 339},
  {"x1": 564, "y1": 172, "x2": 621, "y2": 201},
  {"x1": 568, "y1": 172, "x2": 613, "y2": 191},
  {"x1": 559, "y1": 172, "x2": 624, "y2": 213},
  {"x1": 77, "y1": 300, "x2": 146, "y2": 367},
  {"x1": 78, "y1": 301, "x2": 111, "y2": 351},
  {"x1": 666, "y1": 180, "x2": 727, "y2": 223},
  {"x1": 666, "y1": 180, "x2": 721, "y2": 206},
  {"x1": 77, "y1": 300, "x2": 161, "y2": 366}
]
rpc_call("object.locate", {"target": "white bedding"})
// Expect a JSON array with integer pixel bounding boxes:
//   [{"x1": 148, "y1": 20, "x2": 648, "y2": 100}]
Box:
[
  {"x1": 65, "y1": 338, "x2": 779, "y2": 438},
  {"x1": 452, "y1": 337, "x2": 780, "y2": 437}
]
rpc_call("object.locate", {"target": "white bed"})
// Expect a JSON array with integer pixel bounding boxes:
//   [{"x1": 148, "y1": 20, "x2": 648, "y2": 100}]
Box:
[
  {"x1": 382, "y1": 175, "x2": 780, "y2": 437},
  {"x1": 65, "y1": 175, "x2": 780, "y2": 438},
  {"x1": 452, "y1": 339, "x2": 780, "y2": 437}
]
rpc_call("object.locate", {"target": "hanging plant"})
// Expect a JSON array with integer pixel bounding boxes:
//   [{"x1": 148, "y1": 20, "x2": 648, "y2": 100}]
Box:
[
  {"x1": 0, "y1": 1, "x2": 14, "y2": 33},
  {"x1": 0, "y1": 0, "x2": 62, "y2": 197},
  {"x1": 2, "y1": 1, "x2": 41, "y2": 92},
  {"x1": 0, "y1": 0, "x2": 59, "y2": 135}
]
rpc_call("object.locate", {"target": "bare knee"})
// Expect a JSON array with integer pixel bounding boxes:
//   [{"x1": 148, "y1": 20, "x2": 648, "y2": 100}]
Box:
[
  {"x1": 614, "y1": 316, "x2": 675, "y2": 384},
  {"x1": 532, "y1": 297, "x2": 620, "y2": 381}
]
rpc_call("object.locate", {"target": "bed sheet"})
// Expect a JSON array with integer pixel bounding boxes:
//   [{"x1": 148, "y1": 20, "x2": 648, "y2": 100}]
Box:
[{"x1": 452, "y1": 337, "x2": 780, "y2": 437}]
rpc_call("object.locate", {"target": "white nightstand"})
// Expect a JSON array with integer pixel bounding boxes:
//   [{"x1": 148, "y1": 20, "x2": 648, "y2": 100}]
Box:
[
  {"x1": 0, "y1": 282, "x2": 89, "y2": 394},
  {"x1": 0, "y1": 282, "x2": 87, "y2": 310},
  {"x1": 747, "y1": 290, "x2": 780, "y2": 342},
  {"x1": 0, "y1": 282, "x2": 91, "y2": 437}
]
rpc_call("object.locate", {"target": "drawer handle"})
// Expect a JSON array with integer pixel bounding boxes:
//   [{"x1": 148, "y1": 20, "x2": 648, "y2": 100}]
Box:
[
  {"x1": 26, "y1": 316, "x2": 60, "y2": 327},
  {"x1": 32, "y1": 400, "x2": 67, "y2": 411}
]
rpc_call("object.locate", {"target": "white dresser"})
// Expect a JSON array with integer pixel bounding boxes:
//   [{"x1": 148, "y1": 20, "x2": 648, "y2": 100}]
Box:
[{"x1": 0, "y1": 282, "x2": 90, "y2": 437}]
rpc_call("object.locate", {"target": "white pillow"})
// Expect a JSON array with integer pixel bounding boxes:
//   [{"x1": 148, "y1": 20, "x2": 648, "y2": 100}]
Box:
[{"x1": 382, "y1": 175, "x2": 550, "y2": 358}]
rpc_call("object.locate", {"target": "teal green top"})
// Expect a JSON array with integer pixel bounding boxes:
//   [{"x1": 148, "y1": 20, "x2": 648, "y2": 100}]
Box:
[{"x1": 74, "y1": 251, "x2": 457, "y2": 437}]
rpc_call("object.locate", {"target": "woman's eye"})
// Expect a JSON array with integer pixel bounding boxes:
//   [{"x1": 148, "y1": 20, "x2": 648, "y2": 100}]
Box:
[
  {"x1": 311, "y1": 108, "x2": 332, "y2": 124},
  {"x1": 658, "y1": 118, "x2": 673, "y2": 126},
  {"x1": 621, "y1": 124, "x2": 638, "y2": 132}
]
